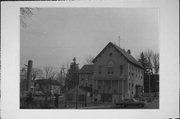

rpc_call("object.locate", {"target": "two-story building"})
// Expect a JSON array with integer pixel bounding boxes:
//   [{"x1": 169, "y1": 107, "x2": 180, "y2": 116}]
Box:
[
  {"x1": 79, "y1": 42, "x2": 144, "y2": 104},
  {"x1": 79, "y1": 64, "x2": 94, "y2": 88}
]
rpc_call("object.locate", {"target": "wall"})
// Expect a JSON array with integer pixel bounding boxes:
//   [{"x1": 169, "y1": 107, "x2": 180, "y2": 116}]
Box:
[
  {"x1": 128, "y1": 63, "x2": 144, "y2": 97},
  {"x1": 79, "y1": 74, "x2": 93, "y2": 87},
  {"x1": 93, "y1": 46, "x2": 129, "y2": 99}
]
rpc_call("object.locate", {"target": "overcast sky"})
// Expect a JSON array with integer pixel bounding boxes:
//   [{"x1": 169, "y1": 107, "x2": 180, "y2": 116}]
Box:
[{"x1": 20, "y1": 8, "x2": 159, "y2": 70}]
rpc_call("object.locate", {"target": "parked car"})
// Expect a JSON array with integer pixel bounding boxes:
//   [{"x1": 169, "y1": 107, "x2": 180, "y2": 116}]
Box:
[{"x1": 116, "y1": 98, "x2": 145, "y2": 108}]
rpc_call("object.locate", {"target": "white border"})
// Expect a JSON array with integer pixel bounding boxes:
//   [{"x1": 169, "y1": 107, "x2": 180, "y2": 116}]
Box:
[{"x1": 1, "y1": 0, "x2": 179, "y2": 119}]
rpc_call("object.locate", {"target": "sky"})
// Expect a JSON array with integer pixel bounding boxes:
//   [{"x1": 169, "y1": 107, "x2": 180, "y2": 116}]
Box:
[{"x1": 20, "y1": 8, "x2": 159, "y2": 70}]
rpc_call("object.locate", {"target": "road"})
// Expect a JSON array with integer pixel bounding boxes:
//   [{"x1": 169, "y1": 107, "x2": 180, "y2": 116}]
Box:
[{"x1": 81, "y1": 99, "x2": 159, "y2": 109}]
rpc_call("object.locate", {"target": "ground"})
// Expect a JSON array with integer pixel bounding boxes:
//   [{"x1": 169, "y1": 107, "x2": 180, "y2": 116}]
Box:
[
  {"x1": 21, "y1": 96, "x2": 159, "y2": 109},
  {"x1": 80, "y1": 98, "x2": 159, "y2": 109}
]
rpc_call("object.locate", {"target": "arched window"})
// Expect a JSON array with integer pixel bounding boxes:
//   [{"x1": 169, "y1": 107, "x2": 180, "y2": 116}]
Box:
[{"x1": 107, "y1": 61, "x2": 114, "y2": 75}]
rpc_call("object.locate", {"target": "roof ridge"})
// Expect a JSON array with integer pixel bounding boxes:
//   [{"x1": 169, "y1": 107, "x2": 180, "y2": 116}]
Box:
[
  {"x1": 111, "y1": 42, "x2": 144, "y2": 69},
  {"x1": 92, "y1": 42, "x2": 144, "y2": 69}
]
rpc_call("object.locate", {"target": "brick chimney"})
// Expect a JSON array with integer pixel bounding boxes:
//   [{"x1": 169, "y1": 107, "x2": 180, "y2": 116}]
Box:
[
  {"x1": 127, "y1": 49, "x2": 131, "y2": 54},
  {"x1": 26, "y1": 60, "x2": 33, "y2": 91}
]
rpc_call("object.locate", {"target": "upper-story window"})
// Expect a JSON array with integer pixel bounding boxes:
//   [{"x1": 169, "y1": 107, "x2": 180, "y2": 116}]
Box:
[
  {"x1": 120, "y1": 65, "x2": 123, "y2": 75},
  {"x1": 109, "y1": 52, "x2": 113, "y2": 56},
  {"x1": 132, "y1": 66, "x2": 133, "y2": 71},
  {"x1": 107, "y1": 61, "x2": 114, "y2": 75},
  {"x1": 98, "y1": 65, "x2": 102, "y2": 74},
  {"x1": 108, "y1": 67, "x2": 113, "y2": 74}
]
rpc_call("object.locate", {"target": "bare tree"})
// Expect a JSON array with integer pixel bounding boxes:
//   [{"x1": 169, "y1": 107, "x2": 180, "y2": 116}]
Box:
[
  {"x1": 152, "y1": 53, "x2": 159, "y2": 74},
  {"x1": 144, "y1": 50, "x2": 153, "y2": 69},
  {"x1": 54, "y1": 66, "x2": 66, "y2": 85},
  {"x1": 20, "y1": 8, "x2": 38, "y2": 27},
  {"x1": 141, "y1": 50, "x2": 159, "y2": 74},
  {"x1": 32, "y1": 68, "x2": 43, "y2": 80},
  {"x1": 83, "y1": 55, "x2": 94, "y2": 64},
  {"x1": 43, "y1": 66, "x2": 56, "y2": 80}
]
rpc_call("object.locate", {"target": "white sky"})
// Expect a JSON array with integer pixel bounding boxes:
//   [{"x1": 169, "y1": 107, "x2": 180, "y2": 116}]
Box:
[{"x1": 20, "y1": 8, "x2": 159, "y2": 70}]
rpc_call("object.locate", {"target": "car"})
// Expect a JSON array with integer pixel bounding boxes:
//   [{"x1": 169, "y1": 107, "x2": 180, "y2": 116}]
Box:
[{"x1": 116, "y1": 98, "x2": 145, "y2": 108}]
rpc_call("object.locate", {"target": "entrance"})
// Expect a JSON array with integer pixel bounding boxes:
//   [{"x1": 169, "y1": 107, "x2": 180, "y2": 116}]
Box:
[{"x1": 101, "y1": 94, "x2": 112, "y2": 102}]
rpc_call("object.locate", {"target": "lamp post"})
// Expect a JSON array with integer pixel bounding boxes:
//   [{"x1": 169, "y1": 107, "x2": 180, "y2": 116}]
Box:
[
  {"x1": 75, "y1": 76, "x2": 79, "y2": 109},
  {"x1": 102, "y1": 85, "x2": 105, "y2": 103},
  {"x1": 85, "y1": 78, "x2": 88, "y2": 107},
  {"x1": 146, "y1": 68, "x2": 152, "y2": 97}
]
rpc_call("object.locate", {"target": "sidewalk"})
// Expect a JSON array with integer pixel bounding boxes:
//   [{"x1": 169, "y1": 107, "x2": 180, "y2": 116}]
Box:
[
  {"x1": 144, "y1": 98, "x2": 159, "y2": 109},
  {"x1": 80, "y1": 102, "x2": 115, "y2": 109}
]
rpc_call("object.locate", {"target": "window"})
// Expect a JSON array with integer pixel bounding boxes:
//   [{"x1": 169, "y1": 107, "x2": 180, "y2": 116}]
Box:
[
  {"x1": 129, "y1": 83, "x2": 131, "y2": 90},
  {"x1": 107, "y1": 61, "x2": 114, "y2": 75},
  {"x1": 107, "y1": 67, "x2": 113, "y2": 74},
  {"x1": 120, "y1": 65, "x2": 123, "y2": 75},
  {"x1": 98, "y1": 65, "x2": 102, "y2": 74},
  {"x1": 109, "y1": 53, "x2": 112, "y2": 56},
  {"x1": 79, "y1": 95, "x2": 85, "y2": 101}
]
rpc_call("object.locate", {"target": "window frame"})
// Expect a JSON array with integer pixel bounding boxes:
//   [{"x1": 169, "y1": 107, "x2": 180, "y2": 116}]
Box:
[{"x1": 120, "y1": 65, "x2": 123, "y2": 75}]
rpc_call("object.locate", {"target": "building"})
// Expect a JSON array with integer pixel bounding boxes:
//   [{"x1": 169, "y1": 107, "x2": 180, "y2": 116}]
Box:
[
  {"x1": 79, "y1": 64, "x2": 94, "y2": 88},
  {"x1": 33, "y1": 79, "x2": 62, "y2": 95},
  {"x1": 79, "y1": 42, "x2": 144, "y2": 103},
  {"x1": 65, "y1": 65, "x2": 94, "y2": 104},
  {"x1": 144, "y1": 74, "x2": 159, "y2": 96},
  {"x1": 65, "y1": 86, "x2": 92, "y2": 105}
]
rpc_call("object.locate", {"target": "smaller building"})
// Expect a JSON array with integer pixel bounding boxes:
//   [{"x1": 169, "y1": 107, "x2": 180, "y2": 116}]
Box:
[
  {"x1": 65, "y1": 86, "x2": 92, "y2": 104},
  {"x1": 79, "y1": 64, "x2": 94, "y2": 88},
  {"x1": 33, "y1": 79, "x2": 62, "y2": 95}
]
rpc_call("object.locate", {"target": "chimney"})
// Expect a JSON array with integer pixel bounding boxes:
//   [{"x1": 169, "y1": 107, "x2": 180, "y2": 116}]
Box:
[
  {"x1": 26, "y1": 60, "x2": 33, "y2": 91},
  {"x1": 127, "y1": 49, "x2": 131, "y2": 54}
]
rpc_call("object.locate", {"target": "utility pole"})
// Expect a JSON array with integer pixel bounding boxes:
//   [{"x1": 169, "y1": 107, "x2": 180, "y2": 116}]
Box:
[
  {"x1": 84, "y1": 79, "x2": 88, "y2": 107},
  {"x1": 73, "y1": 57, "x2": 78, "y2": 109},
  {"x1": 146, "y1": 68, "x2": 152, "y2": 98}
]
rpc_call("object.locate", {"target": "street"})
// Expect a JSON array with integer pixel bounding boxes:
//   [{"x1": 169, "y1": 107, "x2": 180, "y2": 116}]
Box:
[{"x1": 80, "y1": 99, "x2": 159, "y2": 109}]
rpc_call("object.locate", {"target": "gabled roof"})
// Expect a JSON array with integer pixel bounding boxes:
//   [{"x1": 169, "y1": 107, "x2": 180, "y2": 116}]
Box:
[
  {"x1": 79, "y1": 64, "x2": 94, "y2": 74},
  {"x1": 92, "y1": 42, "x2": 144, "y2": 69}
]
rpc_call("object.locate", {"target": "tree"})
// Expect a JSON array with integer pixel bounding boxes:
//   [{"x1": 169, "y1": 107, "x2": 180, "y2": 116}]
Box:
[
  {"x1": 152, "y1": 53, "x2": 159, "y2": 74},
  {"x1": 43, "y1": 66, "x2": 56, "y2": 80},
  {"x1": 144, "y1": 50, "x2": 153, "y2": 69},
  {"x1": 20, "y1": 8, "x2": 38, "y2": 27},
  {"x1": 138, "y1": 52, "x2": 148, "y2": 68},
  {"x1": 83, "y1": 55, "x2": 94, "y2": 64},
  {"x1": 56, "y1": 66, "x2": 66, "y2": 85},
  {"x1": 65, "y1": 57, "x2": 79, "y2": 90},
  {"x1": 32, "y1": 68, "x2": 43, "y2": 80},
  {"x1": 138, "y1": 50, "x2": 159, "y2": 74}
]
